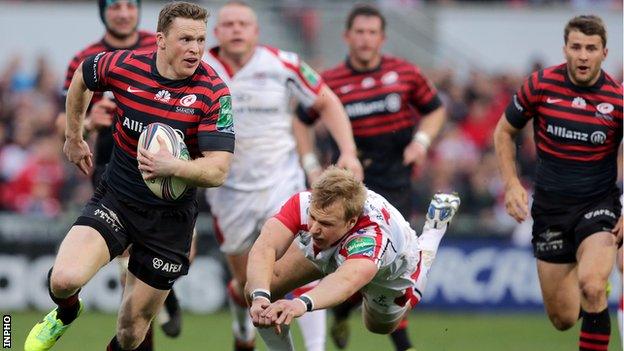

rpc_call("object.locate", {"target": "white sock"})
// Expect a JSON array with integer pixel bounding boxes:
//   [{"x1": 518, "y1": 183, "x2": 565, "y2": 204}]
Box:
[
  {"x1": 417, "y1": 226, "x2": 446, "y2": 253},
  {"x1": 297, "y1": 309, "x2": 326, "y2": 351},
  {"x1": 257, "y1": 324, "x2": 295, "y2": 351},
  {"x1": 228, "y1": 288, "x2": 255, "y2": 342},
  {"x1": 413, "y1": 225, "x2": 448, "y2": 299}
]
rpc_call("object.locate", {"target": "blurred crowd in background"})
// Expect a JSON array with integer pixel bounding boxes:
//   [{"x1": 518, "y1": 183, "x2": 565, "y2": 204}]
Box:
[{"x1": 0, "y1": 0, "x2": 621, "y2": 240}]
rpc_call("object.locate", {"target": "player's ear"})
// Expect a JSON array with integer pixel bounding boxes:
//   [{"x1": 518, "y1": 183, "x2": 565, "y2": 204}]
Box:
[{"x1": 156, "y1": 32, "x2": 166, "y2": 50}]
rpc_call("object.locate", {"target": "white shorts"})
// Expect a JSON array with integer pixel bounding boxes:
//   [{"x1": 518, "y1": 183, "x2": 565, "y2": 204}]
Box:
[
  {"x1": 206, "y1": 176, "x2": 304, "y2": 254},
  {"x1": 361, "y1": 249, "x2": 426, "y2": 323}
]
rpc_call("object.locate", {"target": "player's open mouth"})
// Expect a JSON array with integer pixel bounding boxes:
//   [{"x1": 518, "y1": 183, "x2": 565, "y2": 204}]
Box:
[
  {"x1": 578, "y1": 65, "x2": 589, "y2": 73},
  {"x1": 184, "y1": 58, "x2": 198, "y2": 65}
]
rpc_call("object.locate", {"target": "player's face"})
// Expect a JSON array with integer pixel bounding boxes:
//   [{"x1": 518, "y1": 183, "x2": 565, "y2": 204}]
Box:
[
  {"x1": 344, "y1": 15, "x2": 385, "y2": 66},
  {"x1": 564, "y1": 30, "x2": 607, "y2": 86},
  {"x1": 158, "y1": 18, "x2": 206, "y2": 79},
  {"x1": 308, "y1": 201, "x2": 358, "y2": 250},
  {"x1": 214, "y1": 5, "x2": 258, "y2": 58},
  {"x1": 105, "y1": 0, "x2": 139, "y2": 39}
]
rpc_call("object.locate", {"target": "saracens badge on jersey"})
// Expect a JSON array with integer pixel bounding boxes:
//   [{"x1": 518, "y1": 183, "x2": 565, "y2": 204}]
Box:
[{"x1": 217, "y1": 95, "x2": 234, "y2": 133}]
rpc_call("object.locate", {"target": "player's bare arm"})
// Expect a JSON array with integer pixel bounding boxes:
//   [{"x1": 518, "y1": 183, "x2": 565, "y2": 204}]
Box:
[
  {"x1": 138, "y1": 142, "x2": 232, "y2": 188},
  {"x1": 403, "y1": 105, "x2": 446, "y2": 166},
  {"x1": 260, "y1": 258, "x2": 378, "y2": 327},
  {"x1": 493, "y1": 114, "x2": 528, "y2": 222},
  {"x1": 312, "y1": 84, "x2": 363, "y2": 180},
  {"x1": 246, "y1": 218, "x2": 296, "y2": 325},
  {"x1": 64, "y1": 63, "x2": 94, "y2": 175}
]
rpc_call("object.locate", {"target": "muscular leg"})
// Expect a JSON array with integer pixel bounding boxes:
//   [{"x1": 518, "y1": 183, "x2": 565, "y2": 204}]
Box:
[
  {"x1": 50, "y1": 225, "x2": 111, "y2": 298},
  {"x1": 536, "y1": 260, "x2": 579, "y2": 331},
  {"x1": 24, "y1": 226, "x2": 112, "y2": 351},
  {"x1": 577, "y1": 232, "x2": 617, "y2": 312},
  {"x1": 112, "y1": 272, "x2": 169, "y2": 350},
  {"x1": 576, "y1": 232, "x2": 617, "y2": 351}
]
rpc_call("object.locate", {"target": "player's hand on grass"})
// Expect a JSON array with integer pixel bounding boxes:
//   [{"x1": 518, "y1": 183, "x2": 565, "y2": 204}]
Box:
[
  {"x1": 504, "y1": 179, "x2": 529, "y2": 223},
  {"x1": 402, "y1": 140, "x2": 427, "y2": 167},
  {"x1": 611, "y1": 215, "x2": 622, "y2": 246},
  {"x1": 63, "y1": 137, "x2": 93, "y2": 175},
  {"x1": 137, "y1": 136, "x2": 180, "y2": 179},
  {"x1": 336, "y1": 153, "x2": 363, "y2": 181},
  {"x1": 87, "y1": 98, "x2": 116, "y2": 131}
]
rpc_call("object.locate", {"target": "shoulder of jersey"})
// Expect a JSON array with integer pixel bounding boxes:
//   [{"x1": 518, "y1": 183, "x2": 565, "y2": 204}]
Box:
[
  {"x1": 261, "y1": 45, "x2": 300, "y2": 68},
  {"x1": 72, "y1": 40, "x2": 108, "y2": 62},
  {"x1": 603, "y1": 71, "x2": 624, "y2": 92}
]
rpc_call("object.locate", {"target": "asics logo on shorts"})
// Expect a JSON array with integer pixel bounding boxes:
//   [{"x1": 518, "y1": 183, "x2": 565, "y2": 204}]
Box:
[
  {"x1": 152, "y1": 257, "x2": 181, "y2": 273},
  {"x1": 94, "y1": 204, "x2": 124, "y2": 232},
  {"x1": 584, "y1": 209, "x2": 616, "y2": 220}
]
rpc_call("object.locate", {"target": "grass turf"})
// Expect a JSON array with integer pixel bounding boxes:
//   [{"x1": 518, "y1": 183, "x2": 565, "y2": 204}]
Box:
[{"x1": 9, "y1": 310, "x2": 622, "y2": 350}]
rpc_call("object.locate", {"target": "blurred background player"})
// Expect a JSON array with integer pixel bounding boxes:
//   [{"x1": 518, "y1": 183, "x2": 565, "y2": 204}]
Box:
[
  {"x1": 297, "y1": 4, "x2": 447, "y2": 350},
  {"x1": 24, "y1": 2, "x2": 233, "y2": 351},
  {"x1": 55, "y1": 0, "x2": 185, "y2": 342},
  {"x1": 245, "y1": 167, "x2": 460, "y2": 351},
  {"x1": 202, "y1": 1, "x2": 363, "y2": 350},
  {"x1": 494, "y1": 15, "x2": 622, "y2": 351}
]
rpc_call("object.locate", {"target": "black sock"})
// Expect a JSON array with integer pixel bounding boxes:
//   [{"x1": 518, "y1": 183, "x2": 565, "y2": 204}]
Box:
[
  {"x1": 106, "y1": 328, "x2": 152, "y2": 351},
  {"x1": 164, "y1": 288, "x2": 179, "y2": 313},
  {"x1": 133, "y1": 325, "x2": 153, "y2": 351},
  {"x1": 106, "y1": 336, "x2": 126, "y2": 351},
  {"x1": 390, "y1": 319, "x2": 412, "y2": 351},
  {"x1": 579, "y1": 308, "x2": 610, "y2": 351},
  {"x1": 47, "y1": 268, "x2": 81, "y2": 325}
]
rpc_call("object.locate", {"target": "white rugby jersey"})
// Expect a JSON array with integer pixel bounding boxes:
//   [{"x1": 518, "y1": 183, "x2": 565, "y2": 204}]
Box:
[
  {"x1": 203, "y1": 46, "x2": 323, "y2": 190},
  {"x1": 275, "y1": 190, "x2": 423, "y2": 297}
]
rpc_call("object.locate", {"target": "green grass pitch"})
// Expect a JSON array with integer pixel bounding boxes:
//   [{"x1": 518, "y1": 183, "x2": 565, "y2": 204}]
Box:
[{"x1": 8, "y1": 310, "x2": 622, "y2": 350}]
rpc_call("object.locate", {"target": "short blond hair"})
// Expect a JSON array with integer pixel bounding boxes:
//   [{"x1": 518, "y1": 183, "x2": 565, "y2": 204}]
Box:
[
  {"x1": 157, "y1": 1, "x2": 208, "y2": 34},
  {"x1": 311, "y1": 167, "x2": 367, "y2": 221}
]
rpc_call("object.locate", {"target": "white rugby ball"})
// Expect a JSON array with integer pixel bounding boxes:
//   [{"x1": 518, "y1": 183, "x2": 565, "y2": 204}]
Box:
[{"x1": 138, "y1": 122, "x2": 190, "y2": 201}]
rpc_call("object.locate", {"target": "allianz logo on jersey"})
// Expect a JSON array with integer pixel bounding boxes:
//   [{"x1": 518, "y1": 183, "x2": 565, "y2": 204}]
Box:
[
  {"x1": 122, "y1": 116, "x2": 184, "y2": 137},
  {"x1": 546, "y1": 124, "x2": 606, "y2": 145},
  {"x1": 345, "y1": 93, "x2": 401, "y2": 118}
]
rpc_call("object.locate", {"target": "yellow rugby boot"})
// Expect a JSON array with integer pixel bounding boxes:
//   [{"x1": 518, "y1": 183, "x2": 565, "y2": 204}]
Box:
[{"x1": 24, "y1": 299, "x2": 84, "y2": 351}]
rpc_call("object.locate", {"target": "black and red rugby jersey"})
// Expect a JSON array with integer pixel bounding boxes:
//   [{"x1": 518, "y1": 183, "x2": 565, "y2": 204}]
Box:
[
  {"x1": 64, "y1": 31, "x2": 157, "y2": 168},
  {"x1": 298, "y1": 56, "x2": 442, "y2": 189},
  {"x1": 82, "y1": 49, "x2": 234, "y2": 206},
  {"x1": 506, "y1": 63, "x2": 623, "y2": 198}
]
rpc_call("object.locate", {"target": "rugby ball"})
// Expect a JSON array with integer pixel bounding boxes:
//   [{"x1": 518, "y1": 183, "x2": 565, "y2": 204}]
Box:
[{"x1": 138, "y1": 123, "x2": 190, "y2": 201}]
